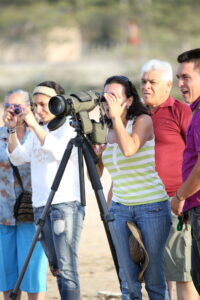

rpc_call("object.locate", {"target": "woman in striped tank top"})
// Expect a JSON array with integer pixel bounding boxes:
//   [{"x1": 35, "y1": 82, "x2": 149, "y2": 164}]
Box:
[{"x1": 96, "y1": 75, "x2": 171, "y2": 300}]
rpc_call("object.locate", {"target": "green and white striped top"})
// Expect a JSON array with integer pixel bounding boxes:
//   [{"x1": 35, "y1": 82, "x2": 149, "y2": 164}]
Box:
[{"x1": 102, "y1": 120, "x2": 168, "y2": 206}]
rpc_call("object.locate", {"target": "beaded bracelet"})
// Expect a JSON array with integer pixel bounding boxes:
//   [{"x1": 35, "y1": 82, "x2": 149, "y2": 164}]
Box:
[{"x1": 7, "y1": 127, "x2": 16, "y2": 134}]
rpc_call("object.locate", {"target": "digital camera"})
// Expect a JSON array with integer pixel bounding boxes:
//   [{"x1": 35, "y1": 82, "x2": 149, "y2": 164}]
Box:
[
  {"x1": 4, "y1": 103, "x2": 22, "y2": 115},
  {"x1": 12, "y1": 104, "x2": 22, "y2": 115}
]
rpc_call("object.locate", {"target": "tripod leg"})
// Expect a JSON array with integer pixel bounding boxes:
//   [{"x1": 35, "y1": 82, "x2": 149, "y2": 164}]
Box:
[
  {"x1": 82, "y1": 141, "x2": 136, "y2": 298},
  {"x1": 78, "y1": 146, "x2": 86, "y2": 206}
]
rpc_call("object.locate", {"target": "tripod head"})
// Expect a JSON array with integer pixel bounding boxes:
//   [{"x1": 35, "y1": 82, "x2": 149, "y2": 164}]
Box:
[
  {"x1": 67, "y1": 115, "x2": 99, "y2": 165},
  {"x1": 47, "y1": 90, "x2": 107, "y2": 145}
]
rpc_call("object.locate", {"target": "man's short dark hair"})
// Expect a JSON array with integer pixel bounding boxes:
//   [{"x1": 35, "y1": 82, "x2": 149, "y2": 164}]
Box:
[{"x1": 177, "y1": 48, "x2": 200, "y2": 72}]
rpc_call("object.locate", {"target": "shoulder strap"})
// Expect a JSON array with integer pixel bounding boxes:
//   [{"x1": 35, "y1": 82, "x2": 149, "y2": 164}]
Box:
[{"x1": 9, "y1": 161, "x2": 24, "y2": 192}]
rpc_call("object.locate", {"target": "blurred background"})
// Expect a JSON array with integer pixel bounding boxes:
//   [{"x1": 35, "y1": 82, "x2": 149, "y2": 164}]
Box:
[{"x1": 0, "y1": 0, "x2": 200, "y2": 99}]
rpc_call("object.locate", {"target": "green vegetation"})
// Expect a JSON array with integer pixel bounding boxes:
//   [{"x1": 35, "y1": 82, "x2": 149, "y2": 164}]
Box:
[
  {"x1": 0, "y1": 0, "x2": 200, "y2": 54},
  {"x1": 0, "y1": 0, "x2": 199, "y2": 98}
]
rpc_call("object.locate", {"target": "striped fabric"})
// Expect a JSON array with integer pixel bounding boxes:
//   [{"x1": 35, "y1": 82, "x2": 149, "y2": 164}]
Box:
[{"x1": 102, "y1": 120, "x2": 168, "y2": 206}]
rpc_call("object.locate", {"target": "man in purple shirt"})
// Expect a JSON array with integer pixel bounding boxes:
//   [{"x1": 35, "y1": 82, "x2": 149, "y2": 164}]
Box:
[{"x1": 171, "y1": 48, "x2": 200, "y2": 295}]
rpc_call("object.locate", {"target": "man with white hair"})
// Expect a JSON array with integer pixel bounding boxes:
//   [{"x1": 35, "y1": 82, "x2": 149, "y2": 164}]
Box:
[{"x1": 140, "y1": 59, "x2": 199, "y2": 300}]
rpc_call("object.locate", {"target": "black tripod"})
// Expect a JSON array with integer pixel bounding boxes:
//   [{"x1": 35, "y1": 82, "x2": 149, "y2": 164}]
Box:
[{"x1": 10, "y1": 122, "x2": 136, "y2": 300}]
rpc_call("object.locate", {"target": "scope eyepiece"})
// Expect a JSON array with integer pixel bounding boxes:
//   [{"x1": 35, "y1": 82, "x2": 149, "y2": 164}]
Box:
[{"x1": 100, "y1": 95, "x2": 106, "y2": 102}]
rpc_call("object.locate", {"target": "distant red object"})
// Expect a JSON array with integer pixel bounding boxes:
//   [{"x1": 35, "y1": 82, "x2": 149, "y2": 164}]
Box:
[{"x1": 128, "y1": 23, "x2": 139, "y2": 45}]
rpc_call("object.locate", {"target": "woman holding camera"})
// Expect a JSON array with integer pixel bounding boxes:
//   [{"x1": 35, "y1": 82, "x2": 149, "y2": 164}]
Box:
[
  {"x1": 95, "y1": 75, "x2": 171, "y2": 299},
  {"x1": 0, "y1": 89, "x2": 47, "y2": 300},
  {"x1": 5, "y1": 81, "x2": 85, "y2": 300}
]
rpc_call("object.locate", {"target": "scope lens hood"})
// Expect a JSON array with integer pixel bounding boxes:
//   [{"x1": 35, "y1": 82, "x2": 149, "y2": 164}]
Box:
[{"x1": 49, "y1": 95, "x2": 66, "y2": 116}]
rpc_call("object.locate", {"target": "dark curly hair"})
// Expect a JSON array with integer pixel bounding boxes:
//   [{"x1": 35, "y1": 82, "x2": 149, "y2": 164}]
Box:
[{"x1": 103, "y1": 75, "x2": 149, "y2": 128}]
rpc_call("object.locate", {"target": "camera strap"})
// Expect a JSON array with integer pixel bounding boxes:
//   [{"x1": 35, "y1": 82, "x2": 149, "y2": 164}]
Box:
[{"x1": 9, "y1": 161, "x2": 24, "y2": 192}]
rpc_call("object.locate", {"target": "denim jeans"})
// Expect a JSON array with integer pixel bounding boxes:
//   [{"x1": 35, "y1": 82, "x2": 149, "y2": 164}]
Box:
[
  {"x1": 190, "y1": 206, "x2": 200, "y2": 295},
  {"x1": 109, "y1": 200, "x2": 171, "y2": 300},
  {"x1": 34, "y1": 201, "x2": 85, "y2": 300}
]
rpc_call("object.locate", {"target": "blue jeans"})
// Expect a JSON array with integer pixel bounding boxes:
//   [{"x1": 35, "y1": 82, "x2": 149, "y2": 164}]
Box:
[
  {"x1": 34, "y1": 201, "x2": 85, "y2": 300},
  {"x1": 109, "y1": 200, "x2": 171, "y2": 300},
  {"x1": 190, "y1": 206, "x2": 200, "y2": 295}
]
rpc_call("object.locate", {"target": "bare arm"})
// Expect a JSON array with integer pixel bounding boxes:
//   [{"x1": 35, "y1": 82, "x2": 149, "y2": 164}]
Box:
[
  {"x1": 171, "y1": 152, "x2": 200, "y2": 215},
  {"x1": 4, "y1": 106, "x2": 47, "y2": 152},
  {"x1": 112, "y1": 114, "x2": 153, "y2": 157},
  {"x1": 22, "y1": 109, "x2": 47, "y2": 145},
  {"x1": 3, "y1": 108, "x2": 20, "y2": 152},
  {"x1": 92, "y1": 144, "x2": 107, "y2": 177},
  {"x1": 7, "y1": 132, "x2": 20, "y2": 153},
  {"x1": 96, "y1": 155, "x2": 104, "y2": 177},
  {"x1": 107, "y1": 182, "x2": 113, "y2": 208},
  {"x1": 105, "y1": 90, "x2": 153, "y2": 156}
]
